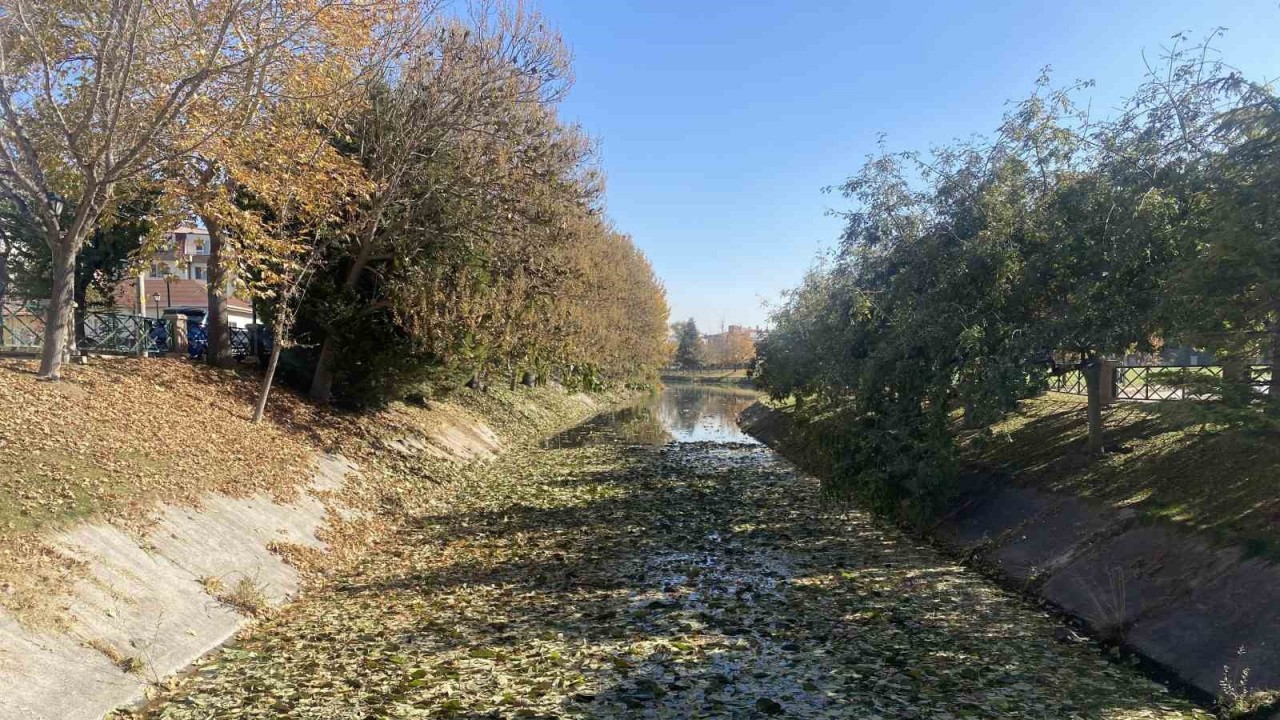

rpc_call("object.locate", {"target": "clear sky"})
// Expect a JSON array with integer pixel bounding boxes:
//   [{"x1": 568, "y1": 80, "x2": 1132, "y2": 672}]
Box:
[{"x1": 537, "y1": 0, "x2": 1280, "y2": 333}]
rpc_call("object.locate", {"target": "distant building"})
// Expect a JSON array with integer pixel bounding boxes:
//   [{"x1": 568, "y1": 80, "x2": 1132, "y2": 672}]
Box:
[
  {"x1": 701, "y1": 325, "x2": 760, "y2": 345},
  {"x1": 111, "y1": 226, "x2": 254, "y2": 326},
  {"x1": 717, "y1": 325, "x2": 759, "y2": 339},
  {"x1": 701, "y1": 325, "x2": 759, "y2": 368}
]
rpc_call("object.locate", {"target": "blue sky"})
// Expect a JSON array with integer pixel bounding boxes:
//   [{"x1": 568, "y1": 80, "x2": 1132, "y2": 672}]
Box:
[{"x1": 538, "y1": 1, "x2": 1280, "y2": 332}]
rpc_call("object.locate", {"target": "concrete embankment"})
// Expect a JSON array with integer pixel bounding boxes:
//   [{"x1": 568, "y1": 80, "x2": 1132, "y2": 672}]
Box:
[
  {"x1": 739, "y1": 402, "x2": 1280, "y2": 702},
  {"x1": 0, "y1": 389, "x2": 610, "y2": 720}
]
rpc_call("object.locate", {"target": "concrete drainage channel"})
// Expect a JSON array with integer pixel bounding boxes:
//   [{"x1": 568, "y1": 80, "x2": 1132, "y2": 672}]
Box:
[
  {"x1": 0, "y1": 393, "x2": 605, "y2": 720},
  {"x1": 0, "y1": 454, "x2": 354, "y2": 720},
  {"x1": 738, "y1": 402, "x2": 1280, "y2": 713}
]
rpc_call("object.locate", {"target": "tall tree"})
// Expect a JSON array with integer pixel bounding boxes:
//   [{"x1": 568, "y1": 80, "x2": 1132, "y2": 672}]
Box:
[
  {"x1": 0, "y1": 0, "x2": 368, "y2": 379},
  {"x1": 1162, "y1": 79, "x2": 1280, "y2": 399},
  {"x1": 675, "y1": 319, "x2": 704, "y2": 370},
  {"x1": 306, "y1": 5, "x2": 573, "y2": 402},
  {"x1": 171, "y1": 0, "x2": 420, "y2": 368}
]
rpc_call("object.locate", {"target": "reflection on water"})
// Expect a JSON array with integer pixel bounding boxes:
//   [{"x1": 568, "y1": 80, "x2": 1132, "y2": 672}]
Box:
[
  {"x1": 658, "y1": 384, "x2": 759, "y2": 444},
  {"x1": 541, "y1": 401, "x2": 672, "y2": 448},
  {"x1": 543, "y1": 384, "x2": 760, "y2": 448}
]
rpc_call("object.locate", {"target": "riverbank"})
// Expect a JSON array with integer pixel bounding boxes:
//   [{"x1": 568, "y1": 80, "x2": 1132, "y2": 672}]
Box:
[
  {"x1": 739, "y1": 400, "x2": 1280, "y2": 711},
  {"x1": 660, "y1": 367, "x2": 754, "y2": 387},
  {"x1": 0, "y1": 357, "x2": 625, "y2": 720},
  {"x1": 965, "y1": 393, "x2": 1280, "y2": 555},
  {"x1": 126, "y1": 385, "x2": 1207, "y2": 719}
]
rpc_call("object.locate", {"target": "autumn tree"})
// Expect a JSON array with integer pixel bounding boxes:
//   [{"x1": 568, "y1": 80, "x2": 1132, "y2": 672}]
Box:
[
  {"x1": 306, "y1": 4, "x2": 572, "y2": 402},
  {"x1": 704, "y1": 326, "x2": 755, "y2": 368},
  {"x1": 154, "y1": 0, "x2": 420, "y2": 368},
  {"x1": 0, "y1": 0, "x2": 346, "y2": 379},
  {"x1": 544, "y1": 220, "x2": 670, "y2": 387},
  {"x1": 276, "y1": 5, "x2": 669, "y2": 407}
]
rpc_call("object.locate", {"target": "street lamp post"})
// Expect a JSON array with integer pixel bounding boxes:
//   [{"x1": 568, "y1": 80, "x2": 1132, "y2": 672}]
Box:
[{"x1": 151, "y1": 292, "x2": 161, "y2": 318}]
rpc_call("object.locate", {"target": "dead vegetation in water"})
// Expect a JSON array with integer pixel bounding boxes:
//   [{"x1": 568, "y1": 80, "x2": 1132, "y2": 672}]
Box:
[{"x1": 127, "y1": 440, "x2": 1209, "y2": 719}]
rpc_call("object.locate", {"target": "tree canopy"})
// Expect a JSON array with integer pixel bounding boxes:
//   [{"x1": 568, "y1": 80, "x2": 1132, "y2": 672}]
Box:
[
  {"x1": 756, "y1": 36, "x2": 1280, "y2": 518},
  {"x1": 0, "y1": 0, "x2": 670, "y2": 414}
]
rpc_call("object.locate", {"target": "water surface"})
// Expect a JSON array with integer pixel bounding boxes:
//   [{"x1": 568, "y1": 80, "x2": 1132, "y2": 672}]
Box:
[{"x1": 543, "y1": 383, "x2": 760, "y2": 448}]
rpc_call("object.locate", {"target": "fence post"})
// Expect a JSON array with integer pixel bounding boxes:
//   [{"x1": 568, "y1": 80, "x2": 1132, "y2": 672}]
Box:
[
  {"x1": 1099, "y1": 359, "x2": 1118, "y2": 406},
  {"x1": 164, "y1": 313, "x2": 188, "y2": 355}
]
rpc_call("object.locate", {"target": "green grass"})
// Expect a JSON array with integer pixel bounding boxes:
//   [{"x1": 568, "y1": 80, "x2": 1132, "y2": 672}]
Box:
[
  {"x1": 963, "y1": 393, "x2": 1280, "y2": 553},
  {"x1": 0, "y1": 447, "x2": 132, "y2": 534},
  {"x1": 660, "y1": 367, "x2": 753, "y2": 386}
]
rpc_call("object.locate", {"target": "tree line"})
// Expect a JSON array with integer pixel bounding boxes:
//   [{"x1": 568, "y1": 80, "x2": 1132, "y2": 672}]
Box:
[
  {"x1": 0, "y1": 0, "x2": 669, "y2": 413},
  {"x1": 668, "y1": 319, "x2": 756, "y2": 370},
  {"x1": 755, "y1": 34, "x2": 1280, "y2": 518}
]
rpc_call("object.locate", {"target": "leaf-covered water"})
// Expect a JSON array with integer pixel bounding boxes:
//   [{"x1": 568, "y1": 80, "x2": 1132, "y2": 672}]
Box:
[{"x1": 131, "y1": 387, "x2": 1208, "y2": 719}]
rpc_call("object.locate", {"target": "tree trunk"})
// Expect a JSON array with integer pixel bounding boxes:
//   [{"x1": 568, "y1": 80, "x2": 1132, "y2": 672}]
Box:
[
  {"x1": 1084, "y1": 359, "x2": 1104, "y2": 455},
  {"x1": 252, "y1": 336, "x2": 283, "y2": 424},
  {"x1": 309, "y1": 339, "x2": 340, "y2": 402},
  {"x1": 1270, "y1": 304, "x2": 1280, "y2": 401},
  {"x1": 204, "y1": 218, "x2": 233, "y2": 367},
  {"x1": 0, "y1": 245, "x2": 8, "y2": 347},
  {"x1": 37, "y1": 244, "x2": 76, "y2": 380},
  {"x1": 308, "y1": 239, "x2": 376, "y2": 403}
]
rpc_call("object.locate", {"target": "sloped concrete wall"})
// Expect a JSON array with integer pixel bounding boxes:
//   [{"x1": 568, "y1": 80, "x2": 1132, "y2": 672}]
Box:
[
  {"x1": 739, "y1": 401, "x2": 1280, "y2": 700},
  {"x1": 0, "y1": 455, "x2": 353, "y2": 720},
  {"x1": 0, "y1": 392, "x2": 603, "y2": 720}
]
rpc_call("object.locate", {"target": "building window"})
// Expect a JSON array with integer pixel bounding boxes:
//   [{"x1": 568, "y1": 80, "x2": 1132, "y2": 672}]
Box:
[
  {"x1": 194, "y1": 236, "x2": 207, "y2": 254},
  {"x1": 149, "y1": 262, "x2": 166, "y2": 278},
  {"x1": 193, "y1": 265, "x2": 206, "y2": 281}
]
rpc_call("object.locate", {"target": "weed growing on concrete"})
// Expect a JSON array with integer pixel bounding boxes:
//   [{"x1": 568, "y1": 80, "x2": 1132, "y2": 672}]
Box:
[
  {"x1": 197, "y1": 575, "x2": 224, "y2": 596},
  {"x1": 216, "y1": 577, "x2": 270, "y2": 618},
  {"x1": 1218, "y1": 648, "x2": 1279, "y2": 718}
]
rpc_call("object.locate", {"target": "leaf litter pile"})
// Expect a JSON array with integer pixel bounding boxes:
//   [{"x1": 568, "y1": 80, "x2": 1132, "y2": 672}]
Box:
[
  {"x1": 0, "y1": 357, "x2": 614, "y2": 627},
  {"x1": 131, "y1": 434, "x2": 1209, "y2": 719}
]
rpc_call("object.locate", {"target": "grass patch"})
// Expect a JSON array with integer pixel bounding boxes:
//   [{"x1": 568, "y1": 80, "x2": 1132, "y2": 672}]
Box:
[
  {"x1": 216, "y1": 576, "x2": 272, "y2": 618},
  {"x1": 962, "y1": 393, "x2": 1280, "y2": 551},
  {"x1": 0, "y1": 447, "x2": 130, "y2": 533},
  {"x1": 660, "y1": 368, "x2": 753, "y2": 386}
]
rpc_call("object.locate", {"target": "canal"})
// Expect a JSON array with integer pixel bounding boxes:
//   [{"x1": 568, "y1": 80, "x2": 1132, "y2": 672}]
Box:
[{"x1": 135, "y1": 384, "x2": 1207, "y2": 719}]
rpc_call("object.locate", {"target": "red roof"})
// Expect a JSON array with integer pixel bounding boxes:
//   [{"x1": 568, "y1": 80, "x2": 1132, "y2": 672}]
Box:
[{"x1": 114, "y1": 278, "x2": 252, "y2": 314}]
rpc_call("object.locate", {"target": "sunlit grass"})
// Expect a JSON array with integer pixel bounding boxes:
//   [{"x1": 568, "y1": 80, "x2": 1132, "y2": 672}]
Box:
[{"x1": 964, "y1": 394, "x2": 1280, "y2": 551}]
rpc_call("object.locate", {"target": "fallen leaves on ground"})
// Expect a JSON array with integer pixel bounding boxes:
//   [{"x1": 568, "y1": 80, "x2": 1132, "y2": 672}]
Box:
[
  {"x1": 0, "y1": 356, "x2": 613, "y2": 626},
  {"x1": 128, "y1": 433, "x2": 1210, "y2": 719}
]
